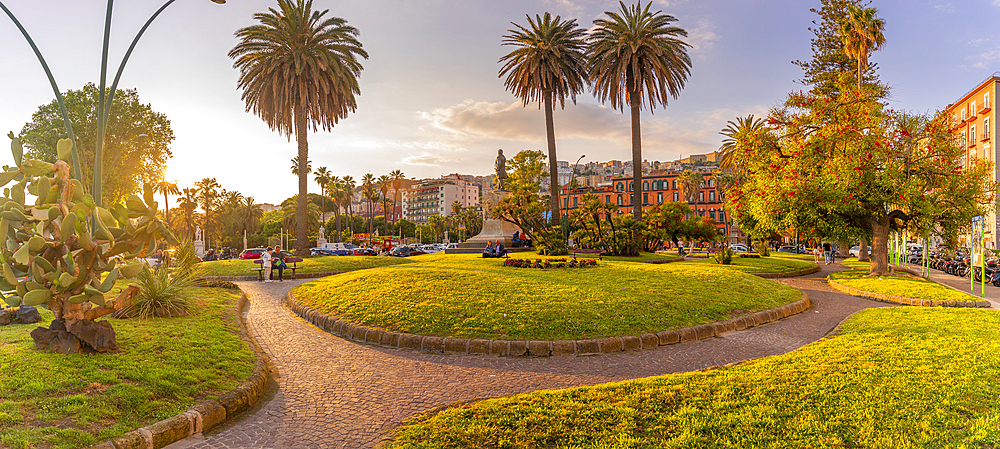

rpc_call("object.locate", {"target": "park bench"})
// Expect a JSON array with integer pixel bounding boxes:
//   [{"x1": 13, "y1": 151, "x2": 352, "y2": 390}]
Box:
[
  {"x1": 571, "y1": 249, "x2": 606, "y2": 260},
  {"x1": 252, "y1": 257, "x2": 305, "y2": 281}
]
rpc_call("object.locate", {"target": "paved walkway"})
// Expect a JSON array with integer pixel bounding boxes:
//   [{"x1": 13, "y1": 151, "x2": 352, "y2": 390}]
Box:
[
  {"x1": 185, "y1": 263, "x2": 892, "y2": 449},
  {"x1": 908, "y1": 264, "x2": 1000, "y2": 308}
]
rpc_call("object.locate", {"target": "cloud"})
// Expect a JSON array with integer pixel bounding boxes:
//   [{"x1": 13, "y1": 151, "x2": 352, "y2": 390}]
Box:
[
  {"x1": 972, "y1": 46, "x2": 1000, "y2": 69},
  {"x1": 401, "y1": 152, "x2": 458, "y2": 166},
  {"x1": 934, "y1": 2, "x2": 955, "y2": 12},
  {"x1": 685, "y1": 19, "x2": 719, "y2": 57},
  {"x1": 418, "y1": 99, "x2": 758, "y2": 162}
]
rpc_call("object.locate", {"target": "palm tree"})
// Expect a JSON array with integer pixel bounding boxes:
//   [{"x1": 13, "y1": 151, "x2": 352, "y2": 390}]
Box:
[
  {"x1": 361, "y1": 173, "x2": 377, "y2": 234},
  {"x1": 589, "y1": 1, "x2": 692, "y2": 221},
  {"x1": 499, "y1": 12, "x2": 588, "y2": 225},
  {"x1": 314, "y1": 166, "x2": 332, "y2": 223},
  {"x1": 154, "y1": 180, "x2": 180, "y2": 224},
  {"x1": 230, "y1": 0, "x2": 368, "y2": 255},
  {"x1": 237, "y1": 196, "x2": 264, "y2": 238},
  {"x1": 838, "y1": 6, "x2": 886, "y2": 90},
  {"x1": 377, "y1": 174, "x2": 392, "y2": 235},
  {"x1": 195, "y1": 177, "x2": 221, "y2": 241},
  {"x1": 341, "y1": 175, "x2": 356, "y2": 236},
  {"x1": 389, "y1": 169, "x2": 405, "y2": 230},
  {"x1": 290, "y1": 156, "x2": 312, "y2": 176},
  {"x1": 717, "y1": 114, "x2": 776, "y2": 176},
  {"x1": 677, "y1": 170, "x2": 703, "y2": 211},
  {"x1": 327, "y1": 176, "x2": 344, "y2": 240}
]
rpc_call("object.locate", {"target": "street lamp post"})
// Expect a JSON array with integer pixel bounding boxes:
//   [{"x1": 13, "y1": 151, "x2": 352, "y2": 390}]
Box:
[
  {"x1": 1, "y1": 0, "x2": 225, "y2": 205},
  {"x1": 563, "y1": 154, "x2": 586, "y2": 242}
]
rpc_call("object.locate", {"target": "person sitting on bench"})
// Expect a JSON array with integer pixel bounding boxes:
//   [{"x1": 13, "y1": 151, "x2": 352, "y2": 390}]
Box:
[
  {"x1": 512, "y1": 231, "x2": 521, "y2": 248},
  {"x1": 483, "y1": 240, "x2": 495, "y2": 258},
  {"x1": 494, "y1": 241, "x2": 506, "y2": 258}
]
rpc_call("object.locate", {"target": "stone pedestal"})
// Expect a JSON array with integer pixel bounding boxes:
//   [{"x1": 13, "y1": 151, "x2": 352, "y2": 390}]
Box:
[
  {"x1": 447, "y1": 189, "x2": 524, "y2": 254},
  {"x1": 316, "y1": 238, "x2": 328, "y2": 247},
  {"x1": 194, "y1": 240, "x2": 205, "y2": 258}
]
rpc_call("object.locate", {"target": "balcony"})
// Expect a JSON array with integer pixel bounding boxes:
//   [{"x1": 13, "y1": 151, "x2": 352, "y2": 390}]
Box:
[
  {"x1": 980, "y1": 104, "x2": 992, "y2": 115},
  {"x1": 969, "y1": 112, "x2": 978, "y2": 121}
]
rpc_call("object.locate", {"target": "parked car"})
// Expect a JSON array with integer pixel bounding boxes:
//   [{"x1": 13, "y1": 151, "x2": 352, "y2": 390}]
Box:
[
  {"x1": 309, "y1": 248, "x2": 337, "y2": 256},
  {"x1": 730, "y1": 244, "x2": 749, "y2": 253},
  {"x1": 239, "y1": 248, "x2": 266, "y2": 260},
  {"x1": 388, "y1": 246, "x2": 426, "y2": 257},
  {"x1": 776, "y1": 246, "x2": 798, "y2": 253},
  {"x1": 351, "y1": 247, "x2": 377, "y2": 256},
  {"x1": 848, "y1": 246, "x2": 871, "y2": 258}
]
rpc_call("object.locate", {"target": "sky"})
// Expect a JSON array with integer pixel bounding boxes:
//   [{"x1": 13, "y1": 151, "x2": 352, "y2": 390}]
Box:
[{"x1": 1, "y1": 0, "x2": 1000, "y2": 205}]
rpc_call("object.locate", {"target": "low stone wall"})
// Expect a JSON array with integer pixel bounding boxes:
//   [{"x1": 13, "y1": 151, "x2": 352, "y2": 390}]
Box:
[
  {"x1": 285, "y1": 291, "x2": 811, "y2": 358},
  {"x1": 90, "y1": 291, "x2": 273, "y2": 449},
  {"x1": 202, "y1": 270, "x2": 346, "y2": 282},
  {"x1": 827, "y1": 277, "x2": 991, "y2": 308},
  {"x1": 755, "y1": 264, "x2": 821, "y2": 279}
]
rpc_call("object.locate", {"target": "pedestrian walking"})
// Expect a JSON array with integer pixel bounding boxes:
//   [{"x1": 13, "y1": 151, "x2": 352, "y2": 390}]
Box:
[
  {"x1": 822, "y1": 242, "x2": 832, "y2": 265},
  {"x1": 261, "y1": 246, "x2": 273, "y2": 282},
  {"x1": 813, "y1": 246, "x2": 821, "y2": 262}
]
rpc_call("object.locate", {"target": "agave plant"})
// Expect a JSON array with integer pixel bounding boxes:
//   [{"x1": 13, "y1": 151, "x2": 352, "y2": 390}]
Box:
[{"x1": 3, "y1": 134, "x2": 172, "y2": 353}]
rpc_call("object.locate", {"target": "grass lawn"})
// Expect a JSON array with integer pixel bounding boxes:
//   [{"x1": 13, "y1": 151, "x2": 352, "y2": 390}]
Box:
[
  {"x1": 689, "y1": 253, "x2": 817, "y2": 274},
  {"x1": 829, "y1": 270, "x2": 978, "y2": 303},
  {"x1": 385, "y1": 307, "x2": 1000, "y2": 448},
  {"x1": 198, "y1": 255, "x2": 412, "y2": 277},
  {"x1": 293, "y1": 253, "x2": 802, "y2": 341},
  {"x1": 0, "y1": 288, "x2": 256, "y2": 449}
]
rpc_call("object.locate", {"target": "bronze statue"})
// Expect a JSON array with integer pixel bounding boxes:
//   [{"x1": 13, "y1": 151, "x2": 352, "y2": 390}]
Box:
[{"x1": 495, "y1": 149, "x2": 508, "y2": 190}]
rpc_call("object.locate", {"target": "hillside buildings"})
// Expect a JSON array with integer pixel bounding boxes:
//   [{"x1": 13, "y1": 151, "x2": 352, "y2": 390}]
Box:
[{"x1": 400, "y1": 175, "x2": 480, "y2": 225}]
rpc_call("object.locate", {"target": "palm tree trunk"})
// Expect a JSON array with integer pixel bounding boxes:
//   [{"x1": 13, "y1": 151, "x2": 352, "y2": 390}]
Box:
[
  {"x1": 544, "y1": 93, "x2": 560, "y2": 226},
  {"x1": 163, "y1": 192, "x2": 170, "y2": 224},
  {"x1": 294, "y1": 102, "x2": 309, "y2": 255},
  {"x1": 629, "y1": 100, "x2": 642, "y2": 222}
]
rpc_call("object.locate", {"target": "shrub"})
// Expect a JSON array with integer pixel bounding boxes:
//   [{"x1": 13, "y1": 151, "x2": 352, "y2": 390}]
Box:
[
  {"x1": 714, "y1": 247, "x2": 734, "y2": 265},
  {"x1": 757, "y1": 242, "x2": 771, "y2": 257},
  {"x1": 119, "y1": 266, "x2": 192, "y2": 318}
]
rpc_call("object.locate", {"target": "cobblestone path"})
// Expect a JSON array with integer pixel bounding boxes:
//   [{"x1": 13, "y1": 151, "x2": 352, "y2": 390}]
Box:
[{"x1": 187, "y1": 263, "x2": 890, "y2": 449}]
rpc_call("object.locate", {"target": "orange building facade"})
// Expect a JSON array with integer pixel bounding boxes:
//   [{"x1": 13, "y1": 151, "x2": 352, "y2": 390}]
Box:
[
  {"x1": 946, "y1": 73, "x2": 1000, "y2": 247},
  {"x1": 558, "y1": 172, "x2": 745, "y2": 243}
]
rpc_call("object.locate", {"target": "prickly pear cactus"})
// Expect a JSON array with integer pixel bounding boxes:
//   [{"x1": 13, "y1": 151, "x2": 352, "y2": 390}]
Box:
[{"x1": 3, "y1": 132, "x2": 172, "y2": 353}]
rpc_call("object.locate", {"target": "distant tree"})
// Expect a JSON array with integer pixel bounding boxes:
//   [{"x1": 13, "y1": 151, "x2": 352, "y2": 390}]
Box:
[
  {"x1": 230, "y1": 0, "x2": 368, "y2": 255},
  {"x1": 290, "y1": 156, "x2": 311, "y2": 177},
  {"x1": 389, "y1": 169, "x2": 405, "y2": 229},
  {"x1": 18, "y1": 83, "x2": 174, "y2": 206},
  {"x1": 314, "y1": 166, "x2": 332, "y2": 221},
  {"x1": 792, "y1": 0, "x2": 873, "y2": 96},
  {"x1": 499, "y1": 12, "x2": 588, "y2": 224},
  {"x1": 361, "y1": 173, "x2": 378, "y2": 234},
  {"x1": 154, "y1": 179, "x2": 180, "y2": 224},
  {"x1": 717, "y1": 115, "x2": 775, "y2": 175},
  {"x1": 377, "y1": 174, "x2": 392, "y2": 235},
  {"x1": 176, "y1": 187, "x2": 199, "y2": 239},
  {"x1": 589, "y1": 1, "x2": 691, "y2": 222},
  {"x1": 677, "y1": 170, "x2": 704, "y2": 207}
]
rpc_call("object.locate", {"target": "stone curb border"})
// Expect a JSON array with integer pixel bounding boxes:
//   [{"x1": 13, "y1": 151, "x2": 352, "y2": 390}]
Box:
[
  {"x1": 284, "y1": 291, "x2": 811, "y2": 358},
  {"x1": 89, "y1": 291, "x2": 273, "y2": 449},
  {"x1": 826, "y1": 276, "x2": 991, "y2": 308},
  {"x1": 201, "y1": 270, "x2": 346, "y2": 282},
  {"x1": 754, "y1": 264, "x2": 821, "y2": 279}
]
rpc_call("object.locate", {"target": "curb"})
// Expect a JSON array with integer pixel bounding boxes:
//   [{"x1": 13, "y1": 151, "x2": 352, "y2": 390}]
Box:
[
  {"x1": 754, "y1": 264, "x2": 822, "y2": 279},
  {"x1": 826, "y1": 276, "x2": 991, "y2": 308},
  {"x1": 284, "y1": 290, "x2": 811, "y2": 358},
  {"x1": 90, "y1": 291, "x2": 273, "y2": 449},
  {"x1": 201, "y1": 270, "x2": 346, "y2": 282}
]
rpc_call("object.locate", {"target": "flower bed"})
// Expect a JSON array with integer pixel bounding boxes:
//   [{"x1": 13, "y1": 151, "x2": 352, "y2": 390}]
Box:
[
  {"x1": 202, "y1": 280, "x2": 240, "y2": 289},
  {"x1": 502, "y1": 258, "x2": 598, "y2": 269}
]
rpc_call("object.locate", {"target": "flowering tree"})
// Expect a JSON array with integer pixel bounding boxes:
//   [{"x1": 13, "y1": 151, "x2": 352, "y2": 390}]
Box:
[{"x1": 727, "y1": 79, "x2": 996, "y2": 275}]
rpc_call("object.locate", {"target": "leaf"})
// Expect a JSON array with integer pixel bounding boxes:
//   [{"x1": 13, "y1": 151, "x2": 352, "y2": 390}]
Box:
[
  {"x1": 56, "y1": 138, "x2": 73, "y2": 161},
  {"x1": 12, "y1": 244, "x2": 29, "y2": 265},
  {"x1": 10, "y1": 134, "x2": 22, "y2": 166}
]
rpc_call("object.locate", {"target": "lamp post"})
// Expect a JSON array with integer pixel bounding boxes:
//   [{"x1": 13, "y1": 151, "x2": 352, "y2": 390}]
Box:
[
  {"x1": 1, "y1": 0, "x2": 225, "y2": 205},
  {"x1": 563, "y1": 154, "x2": 585, "y2": 242}
]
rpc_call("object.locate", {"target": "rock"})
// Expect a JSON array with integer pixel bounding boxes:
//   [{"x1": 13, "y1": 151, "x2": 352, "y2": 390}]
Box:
[
  {"x1": 69, "y1": 320, "x2": 118, "y2": 353},
  {"x1": 15, "y1": 305, "x2": 41, "y2": 324},
  {"x1": 30, "y1": 326, "x2": 58, "y2": 349},
  {"x1": 30, "y1": 326, "x2": 82, "y2": 353},
  {"x1": 48, "y1": 319, "x2": 66, "y2": 332},
  {"x1": 0, "y1": 309, "x2": 11, "y2": 326}
]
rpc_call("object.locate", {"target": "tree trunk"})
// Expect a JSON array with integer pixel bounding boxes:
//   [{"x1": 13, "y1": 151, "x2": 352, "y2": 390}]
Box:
[
  {"x1": 870, "y1": 217, "x2": 891, "y2": 275},
  {"x1": 630, "y1": 100, "x2": 642, "y2": 222},
  {"x1": 858, "y1": 237, "x2": 870, "y2": 261},
  {"x1": 335, "y1": 208, "x2": 342, "y2": 242},
  {"x1": 163, "y1": 192, "x2": 170, "y2": 225},
  {"x1": 294, "y1": 103, "x2": 310, "y2": 255},
  {"x1": 544, "y1": 93, "x2": 561, "y2": 226}
]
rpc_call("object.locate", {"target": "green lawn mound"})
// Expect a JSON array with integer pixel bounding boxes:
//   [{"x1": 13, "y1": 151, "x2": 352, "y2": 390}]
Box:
[
  {"x1": 293, "y1": 253, "x2": 802, "y2": 341},
  {"x1": 385, "y1": 307, "x2": 1000, "y2": 448},
  {"x1": 830, "y1": 270, "x2": 978, "y2": 303},
  {"x1": 0, "y1": 288, "x2": 256, "y2": 449},
  {"x1": 198, "y1": 255, "x2": 411, "y2": 277},
  {"x1": 691, "y1": 253, "x2": 817, "y2": 274}
]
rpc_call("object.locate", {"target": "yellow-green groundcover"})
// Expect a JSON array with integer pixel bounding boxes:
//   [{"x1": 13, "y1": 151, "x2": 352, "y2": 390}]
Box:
[{"x1": 386, "y1": 307, "x2": 1000, "y2": 448}]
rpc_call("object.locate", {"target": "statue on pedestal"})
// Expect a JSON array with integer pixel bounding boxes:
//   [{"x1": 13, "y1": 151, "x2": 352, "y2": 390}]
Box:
[
  {"x1": 318, "y1": 226, "x2": 325, "y2": 240},
  {"x1": 494, "y1": 149, "x2": 508, "y2": 191}
]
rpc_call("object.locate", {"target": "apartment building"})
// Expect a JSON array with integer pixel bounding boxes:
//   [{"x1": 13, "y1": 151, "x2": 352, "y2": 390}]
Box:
[
  {"x1": 946, "y1": 73, "x2": 1000, "y2": 247},
  {"x1": 400, "y1": 177, "x2": 480, "y2": 224}
]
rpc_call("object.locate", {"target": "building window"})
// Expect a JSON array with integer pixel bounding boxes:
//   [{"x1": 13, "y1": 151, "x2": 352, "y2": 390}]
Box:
[
  {"x1": 709, "y1": 191, "x2": 716, "y2": 202},
  {"x1": 986, "y1": 93, "x2": 991, "y2": 109},
  {"x1": 972, "y1": 125, "x2": 977, "y2": 145},
  {"x1": 642, "y1": 181, "x2": 648, "y2": 191},
  {"x1": 616, "y1": 183, "x2": 623, "y2": 192},
  {"x1": 962, "y1": 108, "x2": 967, "y2": 121},
  {"x1": 617, "y1": 195, "x2": 622, "y2": 206},
  {"x1": 629, "y1": 182, "x2": 633, "y2": 191},
  {"x1": 709, "y1": 210, "x2": 716, "y2": 220},
  {"x1": 606, "y1": 195, "x2": 611, "y2": 204},
  {"x1": 657, "y1": 192, "x2": 663, "y2": 203},
  {"x1": 564, "y1": 198, "x2": 568, "y2": 208},
  {"x1": 986, "y1": 118, "x2": 991, "y2": 138},
  {"x1": 699, "y1": 191, "x2": 705, "y2": 202},
  {"x1": 673, "y1": 192, "x2": 678, "y2": 202},
  {"x1": 573, "y1": 196, "x2": 578, "y2": 208},
  {"x1": 643, "y1": 193, "x2": 648, "y2": 204},
  {"x1": 972, "y1": 101, "x2": 977, "y2": 115},
  {"x1": 672, "y1": 180, "x2": 677, "y2": 189},
  {"x1": 719, "y1": 211, "x2": 726, "y2": 222}
]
